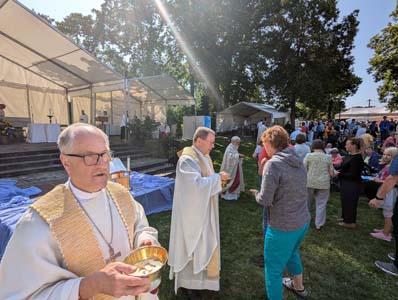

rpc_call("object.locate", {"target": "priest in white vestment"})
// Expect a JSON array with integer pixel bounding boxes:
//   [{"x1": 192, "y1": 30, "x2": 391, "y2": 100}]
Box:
[
  {"x1": 0, "y1": 123, "x2": 160, "y2": 300},
  {"x1": 220, "y1": 136, "x2": 245, "y2": 200},
  {"x1": 168, "y1": 127, "x2": 229, "y2": 297},
  {"x1": 79, "y1": 110, "x2": 89, "y2": 123}
]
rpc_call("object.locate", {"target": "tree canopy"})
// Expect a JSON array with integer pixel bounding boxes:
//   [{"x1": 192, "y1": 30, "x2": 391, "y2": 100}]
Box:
[
  {"x1": 368, "y1": 4, "x2": 398, "y2": 110},
  {"x1": 54, "y1": 0, "x2": 360, "y2": 124}
]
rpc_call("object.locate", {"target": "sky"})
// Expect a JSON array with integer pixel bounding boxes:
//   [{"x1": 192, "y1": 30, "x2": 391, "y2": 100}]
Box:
[{"x1": 19, "y1": 0, "x2": 397, "y2": 108}]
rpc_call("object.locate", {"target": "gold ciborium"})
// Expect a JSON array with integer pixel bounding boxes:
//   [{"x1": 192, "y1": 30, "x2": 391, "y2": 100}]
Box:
[
  {"x1": 221, "y1": 177, "x2": 232, "y2": 189},
  {"x1": 124, "y1": 245, "x2": 168, "y2": 291}
]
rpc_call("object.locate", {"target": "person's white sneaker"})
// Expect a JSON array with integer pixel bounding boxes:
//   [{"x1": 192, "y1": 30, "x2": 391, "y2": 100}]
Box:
[
  {"x1": 375, "y1": 260, "x2": 398, "y2": 276},
  {"x1": 388, "y1": 253, "x2": 396, "y2": 261}
]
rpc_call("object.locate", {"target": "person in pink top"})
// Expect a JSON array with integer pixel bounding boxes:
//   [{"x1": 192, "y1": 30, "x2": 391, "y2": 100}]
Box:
[
  {"x1": 330, "y1": 148, "x2": 343, "y2": 168},
  {"x1": 258, "y1": 143, "x2": 271, "y2": 232},
  {"x1": 367, "y1": 147, "x2": 398, "y2": 241}
]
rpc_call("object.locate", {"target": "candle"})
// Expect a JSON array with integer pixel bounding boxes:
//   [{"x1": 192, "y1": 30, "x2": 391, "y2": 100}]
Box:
[{"x1": 127, "y1": 156, "x2": 130, "y2": 171}]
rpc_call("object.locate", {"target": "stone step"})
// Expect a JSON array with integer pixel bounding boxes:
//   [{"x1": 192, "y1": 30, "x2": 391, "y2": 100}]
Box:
[
  {"x1": 0, "y1": 158, "x2": 172, "y2": 179},
  {"x1": 0, "y1": 151, "x2": 149, "y2": 165},
  {"x1": 0, "y1": 158, "x2": 61, "y2": 171},
  {"x1": 0, "y1": 144, "x2": 143, "y2": 158},
  {"x1": 0, "y1": 164, "x2": 64, "y2": 178},
  {"x1": 0, "y1": 148, "x2": 59, "y2": 158},
  {"x1": 138, "y1": 164, "x2": 176, "y2": 176},
  {"x1": 0, "y1": 152, "x2": 60, "y2": 164},
  {"x1": 129, "y1": 158, "x2": 170, "y2": 172},
  {"x1": 113, "y1": 149, "x2": 148, "y2": 157},
  {"x1": 110, "y1": 144, "x2": 143, "y2": 151}
]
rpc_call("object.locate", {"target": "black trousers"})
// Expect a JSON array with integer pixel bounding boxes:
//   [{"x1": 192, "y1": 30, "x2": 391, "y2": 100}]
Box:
[
  {"x1": 364, "y1": 181, "x2": 382, "y2": 200},
  {"x1": 393, "y1": 198, "x2": 398, "y2": 268},
  {"x1": 120, "y1": 126, "x2": 126, "y2": 139},
  {"x1": 340, "y1": 179, "x2": 362, "y2": 224}
]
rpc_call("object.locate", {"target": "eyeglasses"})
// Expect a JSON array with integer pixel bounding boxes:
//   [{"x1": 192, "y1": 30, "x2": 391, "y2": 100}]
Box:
[
  {"x1": 205, "y1": 139, "x2": 215, "y2": 145},
  {"x1": 63, "y1": 150, "x2": 114, "y2": 166}
]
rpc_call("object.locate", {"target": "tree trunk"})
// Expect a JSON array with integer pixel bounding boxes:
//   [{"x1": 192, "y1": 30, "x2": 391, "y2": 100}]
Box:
[
  {"x1": 290, "y1": 98, "x2": 296, "y2": 130},
  {"x1": 327, "y1": 99, "x2": 333, "y2": 120}
]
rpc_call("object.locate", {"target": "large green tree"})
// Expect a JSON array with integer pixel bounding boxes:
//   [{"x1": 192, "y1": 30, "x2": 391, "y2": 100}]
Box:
[
  {"x1": 54, "y1": 0, "x2": 361, "y2": 121},
  {"x1": 255, "y1": 0, "x2": 361, "y2": 125},
  {"x1": 56, "y1": 0, "x2": 168, "y2": 77},
  {"x1": 164, "y1": 0, "x2": 266, "y2": 110},
  {"x1": 368, "y1": 4, "x2": 398, "y2": 110}
]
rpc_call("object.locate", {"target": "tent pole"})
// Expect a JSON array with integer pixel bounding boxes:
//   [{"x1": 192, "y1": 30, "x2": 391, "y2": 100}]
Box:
[
  {"x1": 26, "y1": 84, "x2": 32, "y2": 123},
  {"x1": 66, "y1": 89, "x2": 71, "y2": 125},
  {"x1": 110, "y1": 91, "x2": 114, "y2": 125},
  {"x1": 90, "y1": 85, "x2": 96, "y2": 125},
  {"x1": 124, "y1": 75, "x2": 128, "y2": 140}
]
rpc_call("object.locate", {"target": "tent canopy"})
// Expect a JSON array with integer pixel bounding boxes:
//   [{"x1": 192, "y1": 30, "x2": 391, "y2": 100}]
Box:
[
  {"x1": 0, "y1": 0, "x2": 193, "y2": 126},
  {"x1": 336, "y1": 106, "x2": 398, "y2": 121},
  {"x1": 220, "y1": 102, "x2": 288, "y2": 119},
  {"x1": 216, "y1": 102, "x2": 289, "y2": 132},
  {"x1": 69, "y1": 74, "x2": 195, "y2": 125},
  {"x1": 129, "y1": 74, "x2": 195, "y2": 105},
  {"x1": 0, "y1": 0, "x2": 122, "y2": 90}
]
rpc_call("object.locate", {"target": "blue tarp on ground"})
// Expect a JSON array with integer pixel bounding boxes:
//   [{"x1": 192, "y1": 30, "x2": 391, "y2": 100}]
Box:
[
  {"x1": 0, "y1": 179, "x2": 41, "y2": 205},
  {"x1": 130, "y1": 171, "x2": 174, "y2": 215},
  {"x1": 0, "y1": 180, "x2": 41, "y2": 261},
  {"x1": 0, "y1": 173, "x2": 174, "y2": 261}
]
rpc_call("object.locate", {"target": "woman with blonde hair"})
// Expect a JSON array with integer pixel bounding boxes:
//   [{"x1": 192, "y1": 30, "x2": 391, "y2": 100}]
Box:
[
  {"x1": 251, "y1": 125, "x2": 310, "y2": 299},
  {"x1": 361, "y1": 133, "x2": 374, "y2": 150}
]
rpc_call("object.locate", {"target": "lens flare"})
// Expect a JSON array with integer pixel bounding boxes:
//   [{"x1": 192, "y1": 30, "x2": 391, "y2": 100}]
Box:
[{"x1": 154, "y1": 0, "x2": 223, "y2": 109}]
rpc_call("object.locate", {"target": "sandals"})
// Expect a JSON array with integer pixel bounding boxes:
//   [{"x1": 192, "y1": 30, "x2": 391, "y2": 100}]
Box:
[{"x1": 282, "y1": 277, "x2": 308, "y2": 298}]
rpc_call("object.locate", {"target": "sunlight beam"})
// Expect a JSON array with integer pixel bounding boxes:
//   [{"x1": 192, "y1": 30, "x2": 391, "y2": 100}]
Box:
[{"x1": 154, "y1": 0, "x2": 223, "y2": 110}]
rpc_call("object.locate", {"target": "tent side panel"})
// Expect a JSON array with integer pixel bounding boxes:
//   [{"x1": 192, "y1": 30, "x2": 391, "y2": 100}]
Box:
[
  {"x1": 0, "y1": 83, "x2": 29, "y2": 118},
  {"x1": 29, "y1": 90, "x2": 68, "y2": 124},
  {"x1": 71, "y1": 95, "x2": 91, "y2": 123},
  {"x1": 111, "y1": 90, "x2": 124, "y2": 126}
]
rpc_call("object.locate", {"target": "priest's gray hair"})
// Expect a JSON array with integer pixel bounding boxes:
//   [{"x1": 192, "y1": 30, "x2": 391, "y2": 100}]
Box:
[
  {"x1": 231, "y1": 136, "x2": 241, "y2": 142},
  {"x1": 57, "y1": 123, "x2": 109, "y2": 153},
  {"x1": 193, "y1": 126, "x2": 215, "y2": 142}
]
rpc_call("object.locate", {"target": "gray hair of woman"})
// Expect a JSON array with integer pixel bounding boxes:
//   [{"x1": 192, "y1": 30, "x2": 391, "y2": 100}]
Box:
[
  {"x1": 384, "y1": 146, "x2": 398, "y2": 158},
  {"x1": 311, "y1": 139, "x2": 325, "y2": 152},
  {"x1": 231, "y1": 136, "x2": 241, "y2": 143}
]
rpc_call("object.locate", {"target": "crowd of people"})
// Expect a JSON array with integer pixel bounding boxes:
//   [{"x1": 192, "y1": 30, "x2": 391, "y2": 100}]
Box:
[
  {"x1": 248, "y1": 116, "x2": 398, "y2": 299},
  {"x1": 1, "y1": 118, "x2": 398, "y2": 300}
]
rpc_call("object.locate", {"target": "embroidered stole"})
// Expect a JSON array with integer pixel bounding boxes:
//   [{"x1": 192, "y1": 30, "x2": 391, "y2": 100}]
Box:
[{"x1": 31, "y1": 181, "x2": 135, "y2": 300}]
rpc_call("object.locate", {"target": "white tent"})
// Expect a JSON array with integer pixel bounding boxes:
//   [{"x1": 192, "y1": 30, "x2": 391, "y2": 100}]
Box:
[
  {"x1": 128, "y1": 74, "x2": 195, "y2": 123},
  {"x1": 335, "y1": 106, "x2": 398, "y2": 122},
  {"x1": 0, "y1": 0, "x2": 122, "y2": 125},
  {"x1": 216, "y1": 102, "x2": 289, "y2": 132},
  {"x1": 68, "y1": 74, "x2": 195, "y2": 128},
  {"x1": 0, "y1": 0, "x2": 194, "y2": 130}
]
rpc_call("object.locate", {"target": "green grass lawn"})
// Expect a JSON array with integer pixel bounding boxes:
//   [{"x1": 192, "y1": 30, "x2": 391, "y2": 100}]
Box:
[{"x1": 148, "y1": 137, "x2": 398, "y2": 299}]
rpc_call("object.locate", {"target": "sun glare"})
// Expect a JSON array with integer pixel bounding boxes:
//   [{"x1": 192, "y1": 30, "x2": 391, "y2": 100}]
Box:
[{"x1": 154, "y1": 0, "x2": 222, "y2": 108}]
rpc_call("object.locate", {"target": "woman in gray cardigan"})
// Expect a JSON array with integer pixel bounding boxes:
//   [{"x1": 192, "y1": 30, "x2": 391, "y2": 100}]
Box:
[{"x1": 251, "y1": 125, "x2": 310, "y2": 300}]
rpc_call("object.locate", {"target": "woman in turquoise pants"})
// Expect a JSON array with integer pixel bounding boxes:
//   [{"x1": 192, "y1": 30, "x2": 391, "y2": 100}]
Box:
[{"x1": 251, "y1": 125, "x2": 310, "y2": 300}]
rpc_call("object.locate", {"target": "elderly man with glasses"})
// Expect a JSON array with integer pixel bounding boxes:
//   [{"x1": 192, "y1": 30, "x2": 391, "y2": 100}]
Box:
[{"x1": 0, "y1": 123, "x2": 160, "y2": 300}]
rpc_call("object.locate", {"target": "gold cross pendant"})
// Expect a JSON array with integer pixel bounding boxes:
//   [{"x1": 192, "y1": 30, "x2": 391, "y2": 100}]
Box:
[{"x1": 106, "y1": 246, "x2": 121, "y2": 264}]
